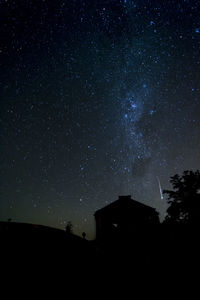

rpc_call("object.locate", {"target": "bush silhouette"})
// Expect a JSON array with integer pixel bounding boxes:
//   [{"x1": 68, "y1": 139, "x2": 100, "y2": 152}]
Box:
[{"x1": 65, "y1": 221, "x2": 73, "y2": 234}]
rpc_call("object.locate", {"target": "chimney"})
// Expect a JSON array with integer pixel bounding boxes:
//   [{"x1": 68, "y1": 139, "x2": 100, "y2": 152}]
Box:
[{"x1": 118, "y1": 195, "x2": 132, "y2": 200}]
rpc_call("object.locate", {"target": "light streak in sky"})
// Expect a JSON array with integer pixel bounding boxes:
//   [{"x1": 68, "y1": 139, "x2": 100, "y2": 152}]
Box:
[{"x1": 156, "y1": 176, "x2": 164, "y2": 200}]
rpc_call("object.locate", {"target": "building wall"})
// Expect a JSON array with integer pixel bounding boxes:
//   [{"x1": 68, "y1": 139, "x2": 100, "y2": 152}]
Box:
[{"x1": 95, "y1": 205, "x2": 159, "y2": 240}]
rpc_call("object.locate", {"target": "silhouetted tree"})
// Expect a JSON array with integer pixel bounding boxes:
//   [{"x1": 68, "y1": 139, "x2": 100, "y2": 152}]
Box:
[
  {"x1": 65, "y1": 221, "x2": 73, "y2": 234},
  {"x1": 164, "y1": 170, "x2": 200, "y2": 224}
]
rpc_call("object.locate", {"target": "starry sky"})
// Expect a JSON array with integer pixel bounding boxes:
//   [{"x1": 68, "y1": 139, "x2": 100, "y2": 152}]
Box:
[{"x1": 1, "y1": 0, "x2": 200, "y2": 239}]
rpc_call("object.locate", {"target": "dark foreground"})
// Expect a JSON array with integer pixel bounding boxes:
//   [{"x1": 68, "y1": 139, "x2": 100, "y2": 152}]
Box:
[{"x1": 1, "y1": 221, "x2": 199, "y2": 288}]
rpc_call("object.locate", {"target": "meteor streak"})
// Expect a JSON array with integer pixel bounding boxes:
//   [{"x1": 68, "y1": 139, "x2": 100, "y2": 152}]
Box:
[{"x1": 156, "y1": 176, "x2": 164, "y2": 200}]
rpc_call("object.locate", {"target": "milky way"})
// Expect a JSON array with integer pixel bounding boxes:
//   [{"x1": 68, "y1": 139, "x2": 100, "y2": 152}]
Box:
[{"x1": 1, "y1": 1, "x2": 200, "y2": 239}]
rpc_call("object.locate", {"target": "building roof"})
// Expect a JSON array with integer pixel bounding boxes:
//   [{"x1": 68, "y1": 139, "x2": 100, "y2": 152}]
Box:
[{"x1": 94, "y1": 195, "x2": 157, "y2": 216}]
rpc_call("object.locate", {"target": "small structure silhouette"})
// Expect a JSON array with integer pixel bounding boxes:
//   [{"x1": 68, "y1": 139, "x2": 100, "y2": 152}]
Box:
[
  {"x1": 94, "y1": 195, "x2": 159, "y2": 241},
  {"x1": 82, "y1": 232, "x2": 86, "y2": 239}
]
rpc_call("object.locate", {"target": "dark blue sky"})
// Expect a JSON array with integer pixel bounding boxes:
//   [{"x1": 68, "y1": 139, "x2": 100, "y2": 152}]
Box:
[{"x1": 1, "y1": 0, "x2": 200, "y2": 239}]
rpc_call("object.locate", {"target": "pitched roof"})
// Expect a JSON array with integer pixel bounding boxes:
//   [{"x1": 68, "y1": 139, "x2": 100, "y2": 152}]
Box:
[{"x1": 94, "y1": 195, "x2": 157, "y2": 216}]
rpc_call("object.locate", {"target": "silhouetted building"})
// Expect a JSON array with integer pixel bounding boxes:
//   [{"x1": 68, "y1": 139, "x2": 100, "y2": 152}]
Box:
[{"x1": 94, "y1": 195, "x2": 160, "y2": 240}]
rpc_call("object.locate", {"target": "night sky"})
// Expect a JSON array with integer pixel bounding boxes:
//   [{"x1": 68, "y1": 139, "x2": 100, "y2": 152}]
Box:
[{"x1": 1, "y1": 0, "x2": 200, "y2": 239}]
